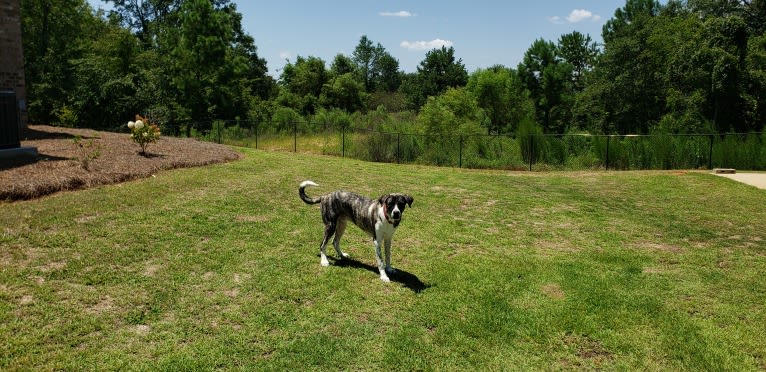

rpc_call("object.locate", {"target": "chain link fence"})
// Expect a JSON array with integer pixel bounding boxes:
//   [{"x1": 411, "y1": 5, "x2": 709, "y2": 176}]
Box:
[{"x1": 164, "y1": 119, "x2": 766, "y2": 171}]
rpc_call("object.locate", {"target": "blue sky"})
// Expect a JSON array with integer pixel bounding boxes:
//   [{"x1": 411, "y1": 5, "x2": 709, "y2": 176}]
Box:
[{"x1": 87, "y1": 1, "x2": 639, "y2": 77}]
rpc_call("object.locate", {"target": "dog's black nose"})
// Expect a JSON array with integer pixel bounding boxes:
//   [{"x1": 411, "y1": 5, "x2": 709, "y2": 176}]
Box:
[{"x1": 392, "y1": 211, "x2": 401, "y2": 219}]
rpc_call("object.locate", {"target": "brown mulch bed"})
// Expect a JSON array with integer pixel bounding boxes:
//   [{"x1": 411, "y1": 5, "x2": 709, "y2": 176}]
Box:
[{"x1": 1, "y1": 125, "x2": 242, "y2": 201}]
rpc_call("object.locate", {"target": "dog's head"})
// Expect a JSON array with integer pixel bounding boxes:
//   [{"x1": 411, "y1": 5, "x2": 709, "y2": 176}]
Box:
[{"x1": 379, "y1": 193, "x2": 414, "y2": 224}]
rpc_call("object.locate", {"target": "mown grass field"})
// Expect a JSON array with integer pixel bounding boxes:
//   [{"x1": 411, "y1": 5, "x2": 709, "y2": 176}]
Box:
[{"x1": 2, "y1": 148, "x2": 765, "y2": 370}]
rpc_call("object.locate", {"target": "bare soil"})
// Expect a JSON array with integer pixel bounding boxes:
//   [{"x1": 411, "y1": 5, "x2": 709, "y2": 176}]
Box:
[{"x1": 1, "y1": 125, "x2": 242, "y2": 201}]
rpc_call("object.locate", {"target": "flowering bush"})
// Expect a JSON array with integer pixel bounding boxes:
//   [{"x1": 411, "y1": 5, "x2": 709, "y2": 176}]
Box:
[{"x1": 127, "y1": 115, "x2": 161, "y2": 155}]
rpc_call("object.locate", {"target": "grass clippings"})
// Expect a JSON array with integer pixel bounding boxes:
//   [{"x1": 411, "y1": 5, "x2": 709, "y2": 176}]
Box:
[{"x1": 1, "y1": 125, "x2": 241, "y2": 201}]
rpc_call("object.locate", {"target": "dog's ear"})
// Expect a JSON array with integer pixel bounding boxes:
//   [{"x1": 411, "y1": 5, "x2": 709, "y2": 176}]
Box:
[
  {"x1": 378, "y1": 194, "x2": 390, "y2": 205},
  {"x1": 405, "y1": 195, "x2": 414, "y2": 207}
]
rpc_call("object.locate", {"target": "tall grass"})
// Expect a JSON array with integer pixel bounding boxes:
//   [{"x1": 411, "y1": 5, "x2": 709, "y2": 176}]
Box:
[{"x1": 183, "y1": 120, "x2": 766, "y2": 170}]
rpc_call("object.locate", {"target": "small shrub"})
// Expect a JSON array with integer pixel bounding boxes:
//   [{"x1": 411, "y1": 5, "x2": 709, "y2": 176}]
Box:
[
  {"x1": 71, "y1": 136, "x2": 101, "y2": 170},
  {"x1": 127, "y1": 115, "x2": 161, "y2": 155},
  {"x1": 56, "y1": 106, "x2": 79, "y2": 128},
  {"x1": 517, "y1": 117, "x2": 543, "y2": 165}
]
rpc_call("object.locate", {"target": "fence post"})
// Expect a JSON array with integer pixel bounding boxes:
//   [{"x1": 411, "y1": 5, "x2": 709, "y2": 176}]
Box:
[
  {"x1": 255, "y1": 121, "x2": 259, "y2": 149},
  {"x1": 708, "y1": 134, "x2": 714, "y2": 169},
  {"x1": 397, "y1": 132, "x2": 401, "y2": 164},
  {"x1": 293, "y1": 121, "x2": 297, "y2": 152},
  {"x1": 459, "y1": 135, "x2": 463, "y2": 168},
  {"x1": 529, "y1": 135, "x2": 534, "y2": 171},
  {"x1": 606, "y1": 136, "x2": 610, "y2": 171},
  {"x1": 341, "y1": 126, "x2": 345, "y2": 158}
]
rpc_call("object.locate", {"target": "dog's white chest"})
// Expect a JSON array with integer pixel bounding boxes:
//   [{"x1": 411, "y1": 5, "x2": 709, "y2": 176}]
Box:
[
  {"x1": 372, "y1": 205, "x2": 396, "y2": 239},
  {"x1": 376, "y1": 219, "x2": 396, "y2": 239}
]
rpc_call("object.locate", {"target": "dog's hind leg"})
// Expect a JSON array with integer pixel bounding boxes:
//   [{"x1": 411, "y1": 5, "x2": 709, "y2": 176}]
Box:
[
  {"x1": 319, "y1": 222, "x2": 336, "y2": 267},
  {"x1": 332, "y1": 219, "x2": 349, "y2": 259}
]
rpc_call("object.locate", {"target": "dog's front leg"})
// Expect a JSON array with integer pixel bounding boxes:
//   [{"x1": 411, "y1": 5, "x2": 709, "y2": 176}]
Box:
[
  {"x1": 384, "y1": 238, "x2": 396, "y2": 275},
  {"x1": 374, "y1": 237, "x2": 390, "y2": 282}
]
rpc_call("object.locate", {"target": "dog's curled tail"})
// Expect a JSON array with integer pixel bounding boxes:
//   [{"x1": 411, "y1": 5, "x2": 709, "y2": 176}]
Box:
[{"x1": 299, "y1": 180, "x2": 321, "y2": 204}]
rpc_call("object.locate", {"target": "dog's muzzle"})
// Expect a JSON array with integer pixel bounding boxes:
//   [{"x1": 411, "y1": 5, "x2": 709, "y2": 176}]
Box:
[{"x1": 384, "y1": 204, "x2": 401, "y2": 224}]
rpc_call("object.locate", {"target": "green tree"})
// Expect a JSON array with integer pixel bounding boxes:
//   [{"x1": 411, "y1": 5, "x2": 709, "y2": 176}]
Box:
[
  {"x1": 69, "y1": 20, "x2": 144, "y2": 127},
  {"x1": 105, "y1": 0, "x2": 271, "y2": 126},
  {"x1": 557, "y1": 31, "x2": 600, "y2": 92},
  {"x1": 171, "y1": 0, "x2": 232, "y2": 125},
  {"x1": 105, "y1": 0, "x2": 179, "y2": 47},
  {"x1": 602, "y1": 0, "x2": 662, "y2": 44},
  {"x1": 351, "y1": 35, "x2": 401, "y2": 93},
  {"x1": 21, "y1": 0, "x2": 94, "y2": 124},
  {"x1": 330, "y1": 54, "x2": 356, "y2": 76},
  {"x1": 747, "y1": 33, "x2": 766, "y2": 130},
  {"x1": 403, "y1": 46, "x2": 468, "y2": 110},
  {"x1": 375, "y1": 52, "x2": 402, "y2": 92},
  {"x1": 280, "y1": 56, "x2": 328, "y2": 115},
  {"x1": 417, "y1": 87, "x2": 485, "y2": 136},
  {"x1": 224, "y1": 2, "x2": 274, "y2": 101},
  {"x1": 588, "y1": 0, "x2": 665, "y2": 134},
  {"x1": 352, "y1": 35, "x2": 384, "y2": 92},
  {"x1": 320, "y1": 73, "x2": 367, "y2": 113},
  {"x1": 466, "y1": 66, "x2": 533, "y2": 134},
  {"x1": 518, "y1": 39, "x2": 573, "y2": 133}
]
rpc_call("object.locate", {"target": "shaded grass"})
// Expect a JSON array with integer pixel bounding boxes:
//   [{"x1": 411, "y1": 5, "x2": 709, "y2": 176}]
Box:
[{"x1": 2, "y1": 149, "x2": 766, "y2": 370}]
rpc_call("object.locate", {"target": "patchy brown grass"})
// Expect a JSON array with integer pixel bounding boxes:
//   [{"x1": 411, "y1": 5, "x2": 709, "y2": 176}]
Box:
[{"x1": 1, "y1": 125, "x2": 241, "y2": 201}]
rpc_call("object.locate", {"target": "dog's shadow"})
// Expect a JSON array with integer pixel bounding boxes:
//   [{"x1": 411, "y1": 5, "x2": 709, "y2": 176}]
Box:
[{"x1": 329, "y1": 257, "x2": 430, "y2": 293}]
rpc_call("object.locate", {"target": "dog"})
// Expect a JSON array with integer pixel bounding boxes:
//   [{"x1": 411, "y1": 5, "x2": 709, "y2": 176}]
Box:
[{"x1": 299, "y1": 180, "x2": 413, "y2": 282}]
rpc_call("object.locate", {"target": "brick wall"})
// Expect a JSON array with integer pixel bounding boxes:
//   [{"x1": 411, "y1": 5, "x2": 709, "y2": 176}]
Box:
[{"x1": 0, "y1": 0, "x2": 27, "y2": 128}]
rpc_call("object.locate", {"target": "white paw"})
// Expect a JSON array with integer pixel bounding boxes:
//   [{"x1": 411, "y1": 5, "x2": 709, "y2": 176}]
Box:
[
  {"x1": 380, "y1": 275, "x2": 391, "y2": 283},
  {"x1": 340, "y1": 252, "x2": 350, "y2": 258},
  {"x1": 320, "y1": 258, "x2": 330, "y2": 267}
]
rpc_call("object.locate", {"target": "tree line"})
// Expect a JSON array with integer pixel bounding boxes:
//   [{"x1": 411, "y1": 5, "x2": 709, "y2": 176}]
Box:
[{"x1": 21, "y1": 0, "x2": 766, "y2": 136}]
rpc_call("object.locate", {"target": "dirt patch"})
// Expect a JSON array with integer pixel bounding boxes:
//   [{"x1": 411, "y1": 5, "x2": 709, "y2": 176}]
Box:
[
  {"x1": 541, "y1": 283, "x2": 565, "y2": 299},
  {"x1": 563, "y1": 333, "x2": 613, "y2": 364},
  {"x1": 634, "y1": 242, "x2": 684, "y2": 254},
  {"x1": 1, "y1": 125, "x2": 241, "y2": 201}
]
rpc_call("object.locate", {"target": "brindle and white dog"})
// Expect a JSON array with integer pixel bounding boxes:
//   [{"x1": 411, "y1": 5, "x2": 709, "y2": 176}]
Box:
[{"x1": 299, "y1": 180, "x2": 414, "y2": 282}]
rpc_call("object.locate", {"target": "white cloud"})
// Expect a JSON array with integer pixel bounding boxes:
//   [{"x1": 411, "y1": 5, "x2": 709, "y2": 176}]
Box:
[
  {"x1": 565, "y1": 9, "x2": 601, "y2": 23},
  {"x1": 380, "y1": 10, "x2": 415, "y2": 17},
  {"x1": 547, "y1": 16, "x2": 565, "y2": 24},
  {"x1": 548, "y1": 9, "x2": 601, "y2": 24},
  {"x1": 400, "y1": 39, "x2": 453, "y2": 51}
]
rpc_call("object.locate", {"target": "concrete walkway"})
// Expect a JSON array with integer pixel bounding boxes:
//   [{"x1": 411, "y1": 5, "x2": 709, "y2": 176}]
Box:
[{"x1": 714, "y1": 172, "x2": 766, "y2": 190}]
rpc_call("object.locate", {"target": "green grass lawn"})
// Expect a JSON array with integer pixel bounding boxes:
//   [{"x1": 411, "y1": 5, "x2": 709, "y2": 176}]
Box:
[{"x1": 2, "y1": 149, "x2": 765, "y2": 370}]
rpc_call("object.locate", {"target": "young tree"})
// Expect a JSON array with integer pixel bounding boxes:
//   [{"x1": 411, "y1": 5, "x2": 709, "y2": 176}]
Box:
[{"x1": 417, "y1": 87, "x2": 485, "y2": 136}]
